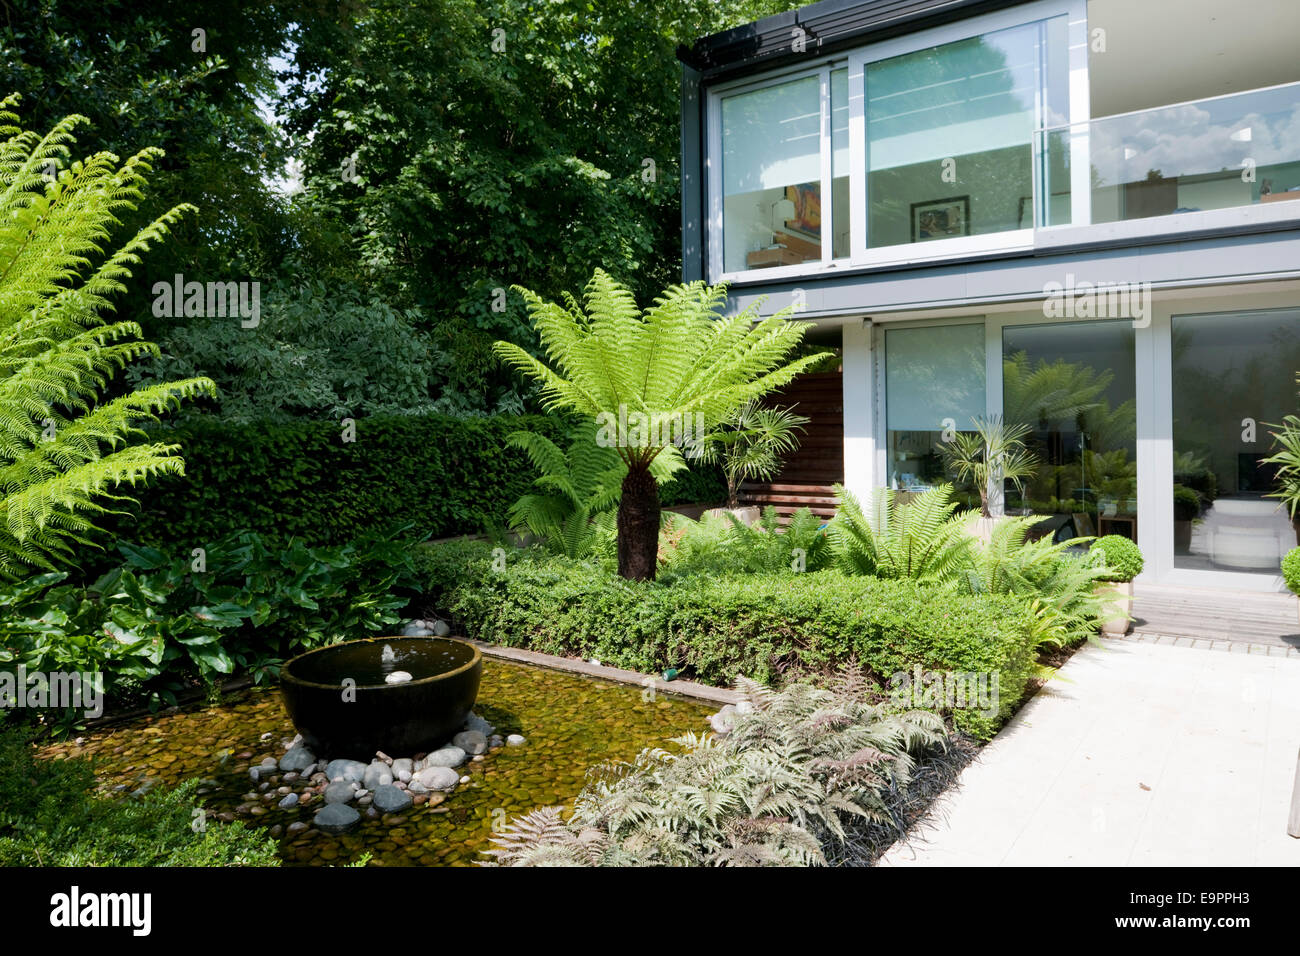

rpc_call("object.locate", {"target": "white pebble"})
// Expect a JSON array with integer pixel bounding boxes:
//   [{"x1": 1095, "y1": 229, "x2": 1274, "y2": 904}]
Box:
[{"x1": 385, "y1": 670, "x2": 413, "y2": 684}]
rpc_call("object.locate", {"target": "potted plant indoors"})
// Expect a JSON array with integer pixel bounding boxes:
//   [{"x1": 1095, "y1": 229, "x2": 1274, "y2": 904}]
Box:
[
  {"x1": 937, "y1": 416, "x2": 1040, "y2": 542},
  {"x1": 1173, "y1": 483, "x2": 1200, "y2": 554},
  {"x1": 1092, "y1": 534, "x2": 1144, "y2": 636},
  {"x1": 1283, "y1": 547, "x2": 1300, "y2": 624}
]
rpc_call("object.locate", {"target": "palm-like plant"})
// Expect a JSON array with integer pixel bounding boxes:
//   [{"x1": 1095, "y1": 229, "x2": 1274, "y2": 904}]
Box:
[
  {"x1": 696, "y1": 400, "x2": 809, "y2": 509},
  {"x1": 506, "y1": 420, "x2": 682, "y2": 558},
  {"x1": 0, "y1": 96, "x2": 214, "y2": 577},
  {"x1": 938, "y1": 416, "x2": 1040, "y2": 517},
  {"x1": 494, "y1": 269, "x2": 822, "y2": 580},
  {"x1": 1263, "y1": 374, "x2": 1300, "y2": 521}
]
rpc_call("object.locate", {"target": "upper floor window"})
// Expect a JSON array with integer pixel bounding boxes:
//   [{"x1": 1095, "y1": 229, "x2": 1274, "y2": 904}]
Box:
[
  {"x1": 708, "y1": 1, "x2": 1078, "y2": 280},
  {"x1": 865, "y1": 17, "x2": 1068, "y2": 249}
]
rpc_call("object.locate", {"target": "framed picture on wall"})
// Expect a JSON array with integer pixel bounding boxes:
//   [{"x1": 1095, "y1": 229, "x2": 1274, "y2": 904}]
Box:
[
  {"x1": 782, "y1": 183, "x2": 822, "y2": 240},
  {"x1": 911, "y1": 196, "x2": 970, "y2": 242}
]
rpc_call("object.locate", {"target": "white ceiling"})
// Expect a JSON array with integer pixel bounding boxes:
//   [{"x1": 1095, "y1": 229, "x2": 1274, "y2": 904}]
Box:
[{"x1": 1088, "y1": 0, "x2": 1300, "y2": 117}]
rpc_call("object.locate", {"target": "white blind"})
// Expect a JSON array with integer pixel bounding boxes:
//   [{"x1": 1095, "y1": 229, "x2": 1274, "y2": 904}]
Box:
[
  {"x1": 722, "y1": 75, "x2": 821, "y2": 195},
  {"x1": 886, "y1": 324, "x2": 986, "y2": 431}
]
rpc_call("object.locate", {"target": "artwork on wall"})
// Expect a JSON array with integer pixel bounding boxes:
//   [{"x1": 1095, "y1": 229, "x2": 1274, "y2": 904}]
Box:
[
  {"x1": 910, "y1": 196, "x2": 969, "y2": 242},
  {"x1": 783, "y1": 183, "x2": 822, "y2": 239}
]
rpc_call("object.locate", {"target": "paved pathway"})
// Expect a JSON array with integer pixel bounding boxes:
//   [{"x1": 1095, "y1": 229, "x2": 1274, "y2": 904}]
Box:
[{"x1": 879, "y1": 636, "x2": 1300, "y2": 866}]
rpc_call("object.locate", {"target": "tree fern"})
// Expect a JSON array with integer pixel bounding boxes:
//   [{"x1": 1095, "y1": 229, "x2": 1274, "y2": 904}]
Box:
[
  {"x1": 0, "y1": 95, "x2": 214, "y2": 576},
  {"x1": 494, "y1": 268, "x2": 823, "y2": 580}
]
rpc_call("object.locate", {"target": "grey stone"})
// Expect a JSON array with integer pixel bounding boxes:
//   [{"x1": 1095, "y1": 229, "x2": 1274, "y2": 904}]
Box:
[
  {"x1": 278, "y1": 793, "x2": 300, "y2": 809},
  {"x1": 421, "y1": 746, "x2": 467, "y2": 769},
  {"x1": 324, "y1": 780, "x2": 357, "y2": 805},
  {"x1": 417, "y1": 766, "x2": 459, "y2": 791},
  {"x1": 391, "y1": 758, "x2": 413, "y2": 776},
  {"x1": 401, "y1": 620, "x2": 435, "y2": 637},
  {"x1": 452, "y1": 731, "x2": 488, "y2": 755},
  {"x1": 287, "y1": 821, "x2": 309, "y2": 835},
  {"x1": 506, "y1": 734, "x2": 526, "y2": 747},
  {"x1": 465, "y1": 713, "x2": 495, "y2": 737},
  {"x1": 708, "y1": 704, "x2": 736, "y2": 735},
  {"x1": 397, "y1": 770, "x2": 412, "y2": 783},
  {"x1": 314, "y1": 803, "x2": 361, "y2": 834},
  {"x1": 301, "y1": 763, "x2": 317, "y2": 778},
  {"x1": 432, "y1": 619, "x2": 451, "y2": 637},
  {"x1": 325, "y1": 759, "x2": 367, "y2": 783},
  {"x1": 372, "y1": 784, "x2": 413, "y2": 814},
  {"x1": 363, "y1": 761, "x2": 394, "y2": 790},
  {"x1": 279, "y1": 747, "x2": 316, "y2": 773},
  {"x1": 407, "y1": 778, "x2": 428, "y2": 794}
]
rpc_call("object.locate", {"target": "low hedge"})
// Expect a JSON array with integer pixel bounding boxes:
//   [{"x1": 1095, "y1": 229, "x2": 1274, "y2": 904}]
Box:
[
  {"x1": 443, "y1": 554, "x2": 1042, "y2": 738},
  {"x1": 102, "y1": 414, "x2": 723, "y2": 553}
]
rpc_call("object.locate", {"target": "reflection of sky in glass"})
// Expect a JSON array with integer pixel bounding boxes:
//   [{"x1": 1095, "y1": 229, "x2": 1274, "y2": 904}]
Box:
[
  {"x1": 722, "y1": 76, "x2": 821, "y2": 195},
  {"x1": 1071, "y1": 85, "x2": 1300, "y2": 186}
]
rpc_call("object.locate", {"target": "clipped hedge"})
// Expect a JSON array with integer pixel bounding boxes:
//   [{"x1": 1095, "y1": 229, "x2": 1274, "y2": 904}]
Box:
[
  {"x1": 105, "y1": 415, "x2": 723, "y2": 551},
  {"x1": 444, "y1": 555, "x2": 1042, "y2": 738}
]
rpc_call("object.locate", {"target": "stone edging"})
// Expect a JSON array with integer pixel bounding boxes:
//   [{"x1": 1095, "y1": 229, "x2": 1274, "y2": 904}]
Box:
[
  {"x1": 462, "y1": 639, "x2": 739, "y2": 706},
  {"x1": 1115, "y1": 630, "x2": 1300, "y2": 658}
]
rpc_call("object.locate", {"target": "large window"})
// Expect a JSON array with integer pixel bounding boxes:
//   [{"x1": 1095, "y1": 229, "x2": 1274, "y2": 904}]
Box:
[
  {"x1": 884, "y1": 324, "x2": 986, "y2": 500},
  {"x1": 720, "y1": 75, "x2": 823, "y2": 273},
  {"x1": 710, "y1": 4, "x2": 1075, "y2": 277},
  {"x1": 1172, "y1": 310, "x2": 1300, "y2": 573},
  {"x1": 1002, "y1": 321, "x2": 1137, "y2": 542},
  {"x1": 865, "y1": 17, "x2": 1067, "y2": 249}
]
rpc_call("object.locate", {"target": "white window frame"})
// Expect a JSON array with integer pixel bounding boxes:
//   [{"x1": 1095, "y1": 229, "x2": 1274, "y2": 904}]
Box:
[{"x1": 705, "y1": 0, "x2": 1087, "y2": 284}]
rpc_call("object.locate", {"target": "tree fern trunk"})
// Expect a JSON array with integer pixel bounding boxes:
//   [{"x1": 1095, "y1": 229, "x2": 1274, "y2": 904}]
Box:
[{"x1": 618, "y1": 465, "x2": 660, "y2": 581}]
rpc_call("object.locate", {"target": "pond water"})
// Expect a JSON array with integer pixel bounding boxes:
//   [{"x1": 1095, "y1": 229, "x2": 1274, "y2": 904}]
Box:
[{"x1": 39, "y1": 659, "x2": 715, "y2": 866}]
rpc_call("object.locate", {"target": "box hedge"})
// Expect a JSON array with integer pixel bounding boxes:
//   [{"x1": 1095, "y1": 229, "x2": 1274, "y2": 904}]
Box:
[
  {"x1": 443, "y1": 555, "x2": 1043, "y2": 738},
  {"x1": 103, "y1": 415, "x2": 724, "y2": 553}
]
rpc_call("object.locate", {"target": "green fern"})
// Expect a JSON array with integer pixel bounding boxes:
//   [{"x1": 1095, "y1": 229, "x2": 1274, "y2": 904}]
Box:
[
  {"x1": 0, "y1": 95, "x2": 215, "y2": 577},
  {"x1": 494, "y1": 268, "x2": 823, "y2": 580},
  {"x1": 828, "y1": 483, "x2": 974, "y2": 582}
]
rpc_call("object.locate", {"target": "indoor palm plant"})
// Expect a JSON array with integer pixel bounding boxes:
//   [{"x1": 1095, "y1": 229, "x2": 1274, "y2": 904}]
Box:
[{"x1": 937, "y1": 416, "x2": 1040, "y2": 537}]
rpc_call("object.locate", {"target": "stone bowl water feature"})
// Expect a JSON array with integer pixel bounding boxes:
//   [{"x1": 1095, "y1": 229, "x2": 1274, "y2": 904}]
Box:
[{"x1": 280, "y1": 637, "x2": 482, "y2": 760}]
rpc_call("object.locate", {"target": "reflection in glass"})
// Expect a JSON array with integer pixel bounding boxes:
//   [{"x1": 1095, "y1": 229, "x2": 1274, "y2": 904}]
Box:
[
  {"x1": 865, "y1": 16, "x2": 1067, "y2": 248},
  {"x1": 1039, "y1": 81, "x2": 1300, "y2": 227},
  {"x1": 1172, "y1": 310, "x2": 1300, "y2": 572},
  {"x1": 1001, "y1": 322, "x2": 1137, "y2": 543},
  {"x1": 721, "y1": 76, "x2": 822, "y2": 272},
  {"x1": 885, "y1": 324, "x2": 985, "y2": 507}
]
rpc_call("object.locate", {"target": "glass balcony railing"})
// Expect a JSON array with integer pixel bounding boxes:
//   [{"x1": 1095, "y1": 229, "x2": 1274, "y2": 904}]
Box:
[{"x1": 1035, "y1": 81, "x2": 1300, "y2": 229}]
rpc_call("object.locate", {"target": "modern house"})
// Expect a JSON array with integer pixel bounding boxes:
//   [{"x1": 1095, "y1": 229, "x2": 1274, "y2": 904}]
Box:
[{"x1": 678, "y1": 0, "x2": 1300, "y2": 590}]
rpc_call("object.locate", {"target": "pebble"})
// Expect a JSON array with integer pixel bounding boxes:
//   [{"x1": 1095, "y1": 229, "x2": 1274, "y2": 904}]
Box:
[
  {"x1": 452, "y1": 731, "x2": 488, "y2": 755},
  {"x1": 420, "y1": 746, "x2": 467, "y2": 769},
  {"x1": 506, "y1": 734, "x2": 527, "y2": 746},
  {"x1": 417, "y1": 766, "x2": 459, "y2": 791},
  {"x1": 287, "y1": 822, "x2": 309, "y2": 835},
  {"x1": 279, "y1": 746, "x2": 316, "y2": 773},
  {"x1": 324, "y1": 780, "x2": 357, "y2": 805},
  {"x1": 372, "y1": 784, "x2": 413, "y2": 814},
  {"x1": 278, "y1": 793, "x2": 299, "y2": 809},
  {"x1": 314, "y1": 803, "x2": 361, "y2": 834}
]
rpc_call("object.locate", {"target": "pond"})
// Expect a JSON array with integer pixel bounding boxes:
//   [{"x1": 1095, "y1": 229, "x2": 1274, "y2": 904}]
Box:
[{"x1": 38, "y1": 659, "x2": 715, "y2": 866}]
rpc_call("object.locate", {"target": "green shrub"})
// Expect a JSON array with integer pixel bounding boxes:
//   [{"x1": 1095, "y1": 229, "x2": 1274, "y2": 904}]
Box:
[
  {"x1": 0, "y1": 528, "x2": 424, "y2": 717},
  {"x1": 94, "y1": 414, "x2": 723, "y2": 562},
  {"x1": 660, "y1": 506, "x2": 832, "y2": 578},
  {"x1": 448, "y1": 554, "x2": 1043, "y2": 738},
  {"x1": 0, "y1": 722, "x2": 276, "y2": 866},
  {"x1": 1282, "y1": 547, "x2": 1300, "y2": 596},
  {"x1": 1173, "y1": 485, "x2": 1200, "y2": 522},
  {"x1": 1092, "y1": 535, "x2": 1144, "y2": 582}
]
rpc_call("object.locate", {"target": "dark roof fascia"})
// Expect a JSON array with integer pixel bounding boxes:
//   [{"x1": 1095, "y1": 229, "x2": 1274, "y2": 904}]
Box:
[{"x1": 677, "y1": 0, "x2": 1032, "y2": 83}]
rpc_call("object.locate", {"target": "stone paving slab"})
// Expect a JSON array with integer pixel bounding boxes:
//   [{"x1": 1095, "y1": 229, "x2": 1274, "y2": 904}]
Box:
[{"x1": 879, "y1": 637, "x2": 1300, "y2": 867}]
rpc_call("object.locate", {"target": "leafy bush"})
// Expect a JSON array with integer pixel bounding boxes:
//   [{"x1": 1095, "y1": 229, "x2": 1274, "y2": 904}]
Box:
[
  {"x1": 660, "y1": 506, "x2": 831, "y2": 577},
  {"x1": 1283, "y1": 547, "x2": 1300, "y2": 596},
  {"x1": 446, "y1": 552, "x2": 1043, "y2": 737},
  {"x1": 1092, "y1": 535, "x2": 1144, "y2": 582},
  {"x1": 96, "y1": 413, "x2": 723, "y2": 559},
  {"x1": 0, "y1": 721, "x2": 276, "y2": 866},
  {"x1": 828, "y1": 484, "x2": 973, "y2": 581},
  {"x1": 0, "y1": 528, "x2": 423, "y2": 715},
  {"x1": 1173, "y1": 484, "x2": 1201, "y2": 522},
  {"x1": 483, "y1": 676, "x2": 948, "y2": 867}
]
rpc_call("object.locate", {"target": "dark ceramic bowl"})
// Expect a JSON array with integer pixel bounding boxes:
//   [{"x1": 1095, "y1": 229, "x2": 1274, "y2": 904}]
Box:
[{"x1": 280, "y1": 637, "x2": 482, "y2": 760}]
